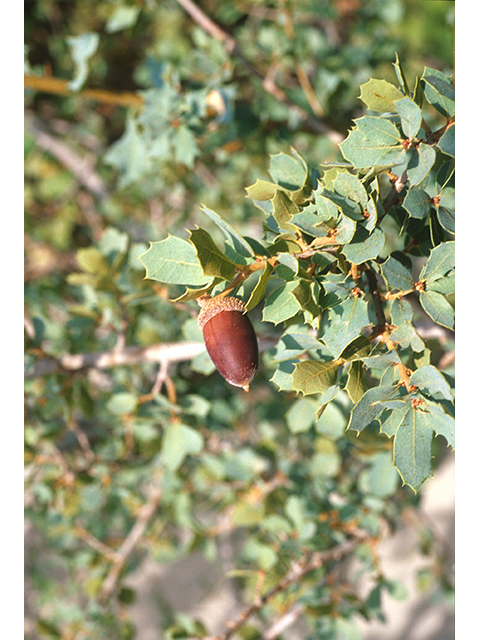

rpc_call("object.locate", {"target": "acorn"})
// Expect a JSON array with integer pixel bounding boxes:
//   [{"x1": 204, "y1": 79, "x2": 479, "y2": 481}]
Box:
[{"x1": 197, "y1": 295, "x2": 259, "y2": 391}]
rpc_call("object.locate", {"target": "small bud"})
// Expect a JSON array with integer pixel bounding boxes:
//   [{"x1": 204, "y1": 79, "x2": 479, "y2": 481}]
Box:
[{"x1": 197, "y1": 296, "x2": 259, "y2": 391}]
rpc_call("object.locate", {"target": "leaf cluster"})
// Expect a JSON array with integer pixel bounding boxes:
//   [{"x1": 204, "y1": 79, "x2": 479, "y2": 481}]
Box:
[{"x1": 141, "y1": 59, "x2": 455, "y2": 492}]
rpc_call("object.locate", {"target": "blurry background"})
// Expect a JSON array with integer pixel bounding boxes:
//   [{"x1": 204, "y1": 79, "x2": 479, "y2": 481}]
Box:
[{"x1": 24, "y1": 1, "x2": 454, "y2": 638}]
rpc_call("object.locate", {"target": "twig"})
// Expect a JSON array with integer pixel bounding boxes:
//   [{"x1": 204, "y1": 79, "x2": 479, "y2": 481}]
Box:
[
  {"x1": 26, "y1": 341, "x2": 206, "y2": 378},
  {"x1": 25, "y1": 112, "x2": 109, "y2": 201},
  {"x1": 24, "y1": 74, "x2": 144, "y2": 109},
  {"x1": 211, "y1": 532, "x2": 369, "y2": 640},
  {"x1": 99, "y1": 483, "x2": 162, "y2": 603},
  {"x1": 173, "y1": 0, "x2": 343, "y2": 144}
]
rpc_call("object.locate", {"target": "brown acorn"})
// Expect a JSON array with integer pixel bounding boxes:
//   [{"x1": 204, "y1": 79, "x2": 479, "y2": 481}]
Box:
[{"x1": 197, "y1": 296, "x2": 259, "y2": 391}]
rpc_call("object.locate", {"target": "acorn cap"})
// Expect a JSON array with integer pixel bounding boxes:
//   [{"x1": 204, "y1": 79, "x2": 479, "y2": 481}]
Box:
[{"x1": 197, "y1": 295, "x2": 246, "y2": 330}]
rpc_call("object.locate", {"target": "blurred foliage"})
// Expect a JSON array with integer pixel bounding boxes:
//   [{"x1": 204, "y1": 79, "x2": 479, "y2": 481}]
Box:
[{"x1": 25, "y1": 1, "x2": 454, "y2": 638}]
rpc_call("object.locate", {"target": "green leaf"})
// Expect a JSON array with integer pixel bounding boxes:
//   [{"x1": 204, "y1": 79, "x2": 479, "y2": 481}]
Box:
[
  {"x1": 322, "y1": 296, "x2": 371, "y2": 359},
  {"x1": 201, "y1": 205, "x2": 254, "y2": 258},
  {"x1": 406, "y1": 142, "x2": 436, "y2": 186},
  {"x1": 393, "y1": 407, "x2": 434, "y2": 491},
  {"x1": 345, "y1": 361, "x2": 368, "y2": 404},
  {"x1": 395, "y1": 96, "x2": 422, "y2": 138},
  {"x1": 245, "y1": 179, "x2": 279, "y2": 201},
  {"x1": 347, "y1": 385, "x2": 402, "y2": 433},
  {"x1": 421, "y1": 67, "x2": 455, "y2": 118},
  {"x1": 438, "y1": 123, "x2": 455, "y2": 158},
  {"x1": 419, "y1": 291, "x2": 454, "y2": 330},
  {"x1": 171, "y1": 125, "x2": 199, "y2": 168},
  {"x1": 106, "y1": 392, "x2": 137, "y2": 416},
  {"x1": 188, "y1": 228, "x2": 237, "y2": 280},
  {"x1": 359, "y1": 451, "x2": 399, "y2": 498},
  {"x1": 409, "y1": 365, "x2": 453, "y2": 402},
  {"x1": 291, "y1": 360, "x2": 339, "y2": 396},
  {"x1": 342, "y1": 227, "x2": 385, "y2": 264},
  {"x1": 436, "y1": 205, "x2": 455, "y2": 235},
  {"x1": 76, "y1": 247, "x2": 109, "y2": 275},
  {"x1": 403, "y1": 187, "x2": 432, "y2": 220},
  {"x1": 339, "y1": 116, "x2": 406, "y2": 169},
  {"x1": 359, "y1": 78, "x2": 404, "y2": 112},
  {"x1": 245, "y1": 261, "x2": 273, "y2": 312},
  {"x1": 66, "y1": 32, "x2": 99, "y2": 91},
  {"x1": 380, "y1": 256, "x2": 414, "y2": 291},
  {"x1": 420, "y1": 241, "x2": 455, "y2": 283},
  {"x1": 263, "y1": 281, "x2": 303, "y2": 325},
  {"x1": 286, "y1": 397, "x2": 318, "y2": 433},
  {"x1": 160, "y1": 423, "x2": 204, "y2": 472},
  {"x1": 393, "y1": 52, "x2": 410, "y2": 95},
  {"x1": 273, "y1": 331, "x2": 323, "y2": 361},
  {"x1": 139, "y1": 236, "x2": 211, "y2": 286},
  {"x1": 271, "y1": 189, "x2": 299, "y2": 232},
  {"x1": 269, "y1": 151, "x2": 308, "y2": 190},
  {"x1": 290, "y1": 207, "x2": 331, "y2": 238},
  {"x1": 105, "y1": 5, "x2": 141, "y2": 33}
]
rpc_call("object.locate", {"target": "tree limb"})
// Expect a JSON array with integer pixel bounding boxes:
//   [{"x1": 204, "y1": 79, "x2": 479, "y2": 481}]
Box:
[{"x1": 26, "y1": 341, "x2": 206, "y2": 378}]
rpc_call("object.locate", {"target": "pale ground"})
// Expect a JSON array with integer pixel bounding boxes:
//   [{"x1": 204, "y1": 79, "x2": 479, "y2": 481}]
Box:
[{"x1": 125, "y1": 454, "x2": 454, "y2": 639}]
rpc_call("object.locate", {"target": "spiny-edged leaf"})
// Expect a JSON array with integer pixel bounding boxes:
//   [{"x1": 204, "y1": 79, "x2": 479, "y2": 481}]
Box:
[
  {"x1": 291, "y1": 360, "x2": 339, "y2": 396},
  {"x1": 380, "y1": 256, "x2": 414, "y2": 291},
  {"x1": 420, "y1": 241, "x2": 455, "y2": 283},
  {"x1": 292, "y1": 279, "x2": 321, "y2": 322},
  {"x1": 273, "y1": 331, "x2": 323, "y2": 361},
  {"x1": 333, "y1": 171, "x2": 369, "y2": 210},
  {"x1": 188, "y1": 227, "x2": 237, "y2": 280},
  {"x1": 140, "y1": 236, "x2": 211, "y2": 285},
  {"x1": 409, "y1": 365, "x2": 453, "y2": 402},
  {"x1": 160, "y1": 422, "x2": 204, "y2": 472},
  {"x1": 322, "y1": 296, "x2": 371, "y2": 359},
  {"x1": 170, "y1": 280, "x2": 217, "y2": 302},
  {"x1": 263, "y1": 281, "x2": 303, "y2": 325},
  {"x1": 419, "y1": 290, "x2": 454, "y2": 330},
  {"x1": 342, "y1": 227, "x2": 385, "y2": 264},
  {"x1": 270, "y1": 359, "x2": 296, "y2": 391},
  {"x1": 347, "y1": 384, "x2": 403, "y2": 433},
  {"x1": 272, "y1": 189, "x2": 300, "y2": 232},
  {"x1": 406, "y1": 142, "x2": 436, "y2": 186},
  {"x1": 389, "y1": 321, "x2": 425, "y2": 353},
  {"x1": 245, "y1": 261, "x2": 273, "y2": 312},
  {"x1": 269, "y1": 151, "x2": 308, "y2": 191},
  {"x1": 201, "y1": 205, "x2": 254, "y2": 258},
  {"x1": 421, "y1": 67, "x2": 455, "y2": 118},
  {"x1": 314, "y1": 187, "x2": 339, "y2": 222},
  {"x1": 423, "y1": 402, "x2": 455, "y2": 448},
  {"x1": 339, "y1": 116, "x2": 406, "y2": 169},
  {"x1": 428, "y1": 272, "x2": 455, "y2": 295},
  {"x1": 290, "y1": 207, "x2": 331, "y2": 238},
  {"x1": 395, "y1": 96, "x2": 422, "y2": 138},
  {"x1": 245, "y1": 179, "x2": 280, "y2": 202},
  {"x1": 403, "y1": 187, "x2": 432, "y2": 220},
  {"x1": 359, "y1": 78, "x2": 404, "y2": 112},
  {"x1": 393, "y1": 406, "x2": 434, "y2": 491}
]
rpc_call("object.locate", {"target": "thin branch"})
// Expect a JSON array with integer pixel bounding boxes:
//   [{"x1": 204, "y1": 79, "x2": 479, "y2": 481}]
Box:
[
  {"x1": 99, "y1": 483, "x2": 162, "y2": 603},
  {"x1": 24, "y1": 74, "x2": 144, "y2": 109},
  {"x1": 26, "y1": 341, "x2": 206, "y2": 378},
  {"x1": 25, "y1": 112, "x2": 109, "y2": 201},
  {"x1": 210, "y1": 531, "x2": 370, "y2": 640}
]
